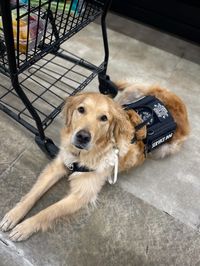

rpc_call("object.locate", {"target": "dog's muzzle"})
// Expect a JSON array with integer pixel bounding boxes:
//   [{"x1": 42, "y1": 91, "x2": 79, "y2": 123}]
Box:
[{"x1": 73, "y1": 129, "x2": 91, "y2": 149}]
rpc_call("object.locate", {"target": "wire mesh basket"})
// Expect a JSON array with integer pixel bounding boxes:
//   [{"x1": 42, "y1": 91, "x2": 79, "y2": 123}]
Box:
[{"x1": 0, "y1": 0, "x2": 106, "y2": 73}]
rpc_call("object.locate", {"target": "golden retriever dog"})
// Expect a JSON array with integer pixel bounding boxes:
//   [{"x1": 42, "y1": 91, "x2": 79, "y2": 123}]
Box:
[{"x1": 0, "y1": 82, "x2": 190, "y2": 241}]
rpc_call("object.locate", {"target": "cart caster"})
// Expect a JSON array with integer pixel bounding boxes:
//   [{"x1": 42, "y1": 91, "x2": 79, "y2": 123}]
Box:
[
  {"x1": 35, "y1": 135, "x2": 59, "y2": 159},
  {"x1": 98, "y1": 74, "x2": 118, "y2": 98}
]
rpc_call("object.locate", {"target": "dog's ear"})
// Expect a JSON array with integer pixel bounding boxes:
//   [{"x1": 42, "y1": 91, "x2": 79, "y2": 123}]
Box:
[
  {"x1": 111, "y1": 103, "x2": 133, "y2": 143},
  {"x1": 126, "y1": 110, "x2": 147, "y2": 140},
  {"x1": 63, "y1": 94, "x2": 84, "y2": 127},
  {"x1": 63, "y1": 96, "x2": 75, "y2": 127}
]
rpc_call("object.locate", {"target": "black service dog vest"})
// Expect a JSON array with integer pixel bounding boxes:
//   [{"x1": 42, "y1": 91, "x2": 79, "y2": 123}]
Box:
[{"x1": 123, "y1": 96, "x2": 177, "y2": 153}]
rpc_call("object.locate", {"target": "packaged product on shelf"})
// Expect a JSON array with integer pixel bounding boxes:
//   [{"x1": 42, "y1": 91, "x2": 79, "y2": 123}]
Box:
[
  {"x1": 0, "y1": 1, "x2": 28, "y2": 16},
  {"x1": 30, "y1": 0, "x2": 85, "y2": 14},
  {"x1": 0, "y1": 1, "x2": 85, "y2": 16},
  {"x1": 10, "y1": 0, "x2": 29, "y2": 5},
  {"x1": 10, "y1": 0, "x2": 28, "y2": 9},
  {"x1": 0, "y1": 7, "x2": 45, "y2": 53}
]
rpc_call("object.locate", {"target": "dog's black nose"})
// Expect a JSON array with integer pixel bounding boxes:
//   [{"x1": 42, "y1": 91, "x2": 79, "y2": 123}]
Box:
[{"x1": 76, "y1": 130, "x2": 91, "y2": 144}]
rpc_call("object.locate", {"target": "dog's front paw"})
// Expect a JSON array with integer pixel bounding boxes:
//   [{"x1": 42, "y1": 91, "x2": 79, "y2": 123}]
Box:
[
  {"x1": 0, "y1": 205, "x2": 25, "y2": 232},
  {"x1": 9, "y1": 218, "x2": 37, "y2": 242}
]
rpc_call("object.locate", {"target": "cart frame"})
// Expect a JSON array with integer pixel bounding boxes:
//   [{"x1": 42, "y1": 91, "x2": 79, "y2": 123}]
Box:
[{"x1": 0, "y1": 0, "x2": 117, "y2": 158}]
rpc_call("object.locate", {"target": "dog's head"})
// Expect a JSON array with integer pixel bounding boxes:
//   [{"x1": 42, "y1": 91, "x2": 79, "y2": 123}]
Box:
[{"x1": 63, "y1": 92, "x2": 137, "y2": 151}]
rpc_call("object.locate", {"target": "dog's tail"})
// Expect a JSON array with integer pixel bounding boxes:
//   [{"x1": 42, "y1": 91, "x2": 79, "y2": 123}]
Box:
[{"x1": 114, "y1": 80, "x2": 130, "y2": 91}]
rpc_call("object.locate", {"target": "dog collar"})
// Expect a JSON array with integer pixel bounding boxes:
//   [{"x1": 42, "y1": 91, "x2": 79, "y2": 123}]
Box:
[{"x1": 65, "y1": 162, "x2": 94, "y2": 173}]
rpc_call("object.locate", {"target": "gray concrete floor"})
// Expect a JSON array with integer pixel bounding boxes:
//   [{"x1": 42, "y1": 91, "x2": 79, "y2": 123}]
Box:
[{"x1": 0, "y1": 13, "x2": 200, "y2": 266}]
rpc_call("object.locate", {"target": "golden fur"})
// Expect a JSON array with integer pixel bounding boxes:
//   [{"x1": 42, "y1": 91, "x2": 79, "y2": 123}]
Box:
[{"x1": 0, "y1": 82, "x2": 189, "y2": 241}]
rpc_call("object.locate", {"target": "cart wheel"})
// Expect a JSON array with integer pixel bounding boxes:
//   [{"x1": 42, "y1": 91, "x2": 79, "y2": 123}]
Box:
[
  {"x1": 98, "y1": 74, "x2": 118, "y2": 98},
  {"x1": 35, "y1": 135, "x2": 59, "y2": 159}
]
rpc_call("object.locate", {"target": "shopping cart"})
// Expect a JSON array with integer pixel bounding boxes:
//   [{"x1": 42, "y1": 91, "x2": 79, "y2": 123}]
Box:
[{"x1": 0, "y1": 0, "x2": 117, "y2": 158}]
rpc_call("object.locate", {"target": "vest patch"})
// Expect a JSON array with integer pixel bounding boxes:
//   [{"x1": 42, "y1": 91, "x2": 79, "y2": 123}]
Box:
[
  {"x1": 152, "y1": 132, "x2": 173, "y2": 149},
  {"x1": 153, "y1": 103, "x2": 169, "y2": 119}
]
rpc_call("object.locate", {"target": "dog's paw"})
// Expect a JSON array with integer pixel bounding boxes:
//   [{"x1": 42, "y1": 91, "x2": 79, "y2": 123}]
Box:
[
  {"x1": 9, "y1": 218, "x2": 36, "y2": 242},
  {"x1": 0, "y1": 205, "x2": 25, "y2": 232}
]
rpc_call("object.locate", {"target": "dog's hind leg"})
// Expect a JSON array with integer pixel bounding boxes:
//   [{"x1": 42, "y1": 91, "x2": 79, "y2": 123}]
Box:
[
  {"x1": 149, "y1": 138, "x2": 186, "y2": 159},
  {"x1": 116, "y1": 83, "x2": 148, "y2": 105},
  {"x1": 0, "y1": 157, "x2": 67, "y2": 232}
]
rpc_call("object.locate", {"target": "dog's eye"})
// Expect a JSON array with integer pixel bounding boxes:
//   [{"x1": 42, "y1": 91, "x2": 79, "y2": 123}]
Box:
[
  {"x1": 77, "y1": 106, "x2": 85, "y2": 114},
  {"x1": 100, "y1": 115, "x2": 108, "y2": 122}
]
